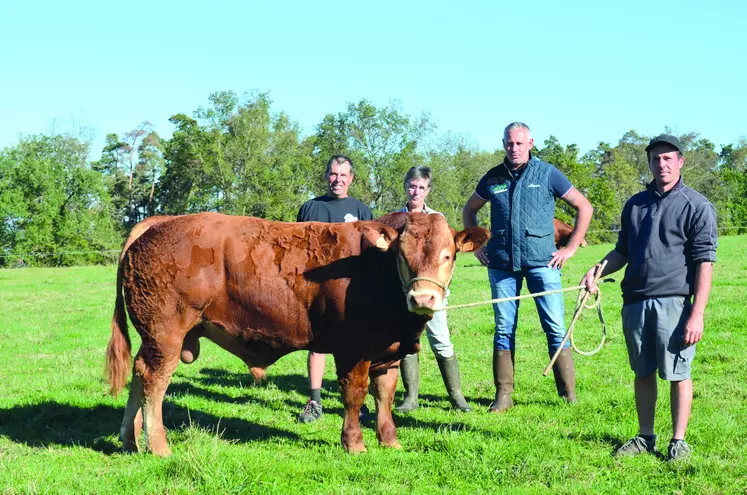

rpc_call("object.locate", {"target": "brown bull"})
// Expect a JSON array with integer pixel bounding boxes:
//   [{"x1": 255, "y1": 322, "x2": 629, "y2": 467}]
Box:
[
  {"x1": 106, "y1": 212, "x2": 489, "y2": 456},
  {"x1": 554, "y1": 218, "x2": 588, "y2": 248}
]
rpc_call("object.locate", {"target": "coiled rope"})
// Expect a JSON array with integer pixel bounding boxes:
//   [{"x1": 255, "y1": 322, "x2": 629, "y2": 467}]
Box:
[{"x1": 444, "y1": 261, "x2": 610, "y2": 366}]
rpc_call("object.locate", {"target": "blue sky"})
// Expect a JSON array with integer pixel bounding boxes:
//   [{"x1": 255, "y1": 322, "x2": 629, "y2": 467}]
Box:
[{"x1": 1, "y1": 0, "x2": 745, "y2": 159}]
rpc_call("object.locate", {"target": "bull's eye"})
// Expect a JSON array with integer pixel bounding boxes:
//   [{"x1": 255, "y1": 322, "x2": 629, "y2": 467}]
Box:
[{"x1": 444, "y1": 254, "x2": 451, "y2": 262}]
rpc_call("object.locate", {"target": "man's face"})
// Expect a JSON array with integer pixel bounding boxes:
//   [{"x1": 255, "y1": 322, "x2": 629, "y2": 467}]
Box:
[
  {"x1": 648, "y1": 144, "x2": 684, "y2": 192},
  {"x1": 327, "y1": 161, "x2": 353, "y2": 199},
  {"x1": 503, "y1": 127, "x2": 534, "y2": 166},
  {"x1": 406, "y1": 178, "x2": 431, "y2": 211}
]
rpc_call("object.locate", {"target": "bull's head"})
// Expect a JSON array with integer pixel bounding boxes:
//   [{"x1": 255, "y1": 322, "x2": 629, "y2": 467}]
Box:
[{"x1": 365, "y1": 213, "x2": 489, "y2": 315}]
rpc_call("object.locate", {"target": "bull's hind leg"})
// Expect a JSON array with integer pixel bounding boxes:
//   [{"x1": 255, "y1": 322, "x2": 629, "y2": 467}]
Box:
[
  {"x1": 134, "y1": 344, "x2": 181, "y2": 457},
  {"x1": 335, "y1": 357, "x2": 370, "y2": 454},
  {"x1": 120, "y1": 373, "x2": 144, "y2": 453},
  {"x1": 370, "y1": 366, "x2": 401, "y2": 448}
]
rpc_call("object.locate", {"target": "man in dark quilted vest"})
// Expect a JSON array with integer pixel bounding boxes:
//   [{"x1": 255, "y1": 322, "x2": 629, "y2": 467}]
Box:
[{"x1": 462, "y1": 122, "x2": 593, "y2": 413}]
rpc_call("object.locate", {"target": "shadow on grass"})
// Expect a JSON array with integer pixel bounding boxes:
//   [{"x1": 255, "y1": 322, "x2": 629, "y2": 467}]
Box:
[
  {"x1": 178, "y1": 367, "x2": 340, "y2": 395},
  {"x1": 171, "y1": 368, "x2": 490, "y2": 439},
  {"x1": 0, "y1": 400, "x2": 316, "y2": 454}
]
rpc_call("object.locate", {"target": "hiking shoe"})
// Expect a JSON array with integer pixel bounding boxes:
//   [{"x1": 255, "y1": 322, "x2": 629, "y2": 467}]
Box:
[
  {"x1": 613, "y1": 434, "x2": 657, "y2": 457},
  {"x1": 297, "y1": 400, "x2": 323, "y2": 423},
  {"x1": 667, "y1": 439, "x2": 692, "y2": 462}
]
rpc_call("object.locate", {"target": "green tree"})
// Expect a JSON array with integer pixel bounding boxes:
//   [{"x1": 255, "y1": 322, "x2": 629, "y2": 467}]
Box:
[
  {"x1": 159, "y1": 113, "x2": 212, "y2": 214},
  {"x1": 0, "y1": 135, "x2": 119, "y2": 266},
  {"x1": 717, "y1": 139, "x2": 747, "y2": 234},
  {"x1": 312, "y1": 99, "x2": 434, "y2": 215},
  {"x1": 423, "y1": 133, "x2": 499, "y2": 226},
  {"x1": 161, "y1": 91, "x2": 314, "y2": 220}
]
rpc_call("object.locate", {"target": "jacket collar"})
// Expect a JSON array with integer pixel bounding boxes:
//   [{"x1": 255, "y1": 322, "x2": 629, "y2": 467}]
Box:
[{"x1": 647, "y1": 177, "x2": 684, "y2": 198}]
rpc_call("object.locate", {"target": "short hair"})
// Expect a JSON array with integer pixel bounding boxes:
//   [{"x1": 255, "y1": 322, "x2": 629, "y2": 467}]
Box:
[
  {"x1": 326, "y1": 154, "x2": 354, "y2": 175},
  {"x1": 503, "y1": 122, "x2": 530, "y2": 140},
  {"x1": 404, "y1": 166, "x2": 432, "y2": 189}
]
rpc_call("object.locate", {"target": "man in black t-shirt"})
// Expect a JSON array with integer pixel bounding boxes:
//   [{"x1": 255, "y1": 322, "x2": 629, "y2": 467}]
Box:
[{"x1": 296, "y1": 154, "x2": 373, "y2": 423}]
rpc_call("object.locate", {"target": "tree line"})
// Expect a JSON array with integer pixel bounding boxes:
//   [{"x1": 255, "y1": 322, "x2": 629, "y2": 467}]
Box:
[{"x1": 1, "y1": 90, "x2": 745, "y2": 267}]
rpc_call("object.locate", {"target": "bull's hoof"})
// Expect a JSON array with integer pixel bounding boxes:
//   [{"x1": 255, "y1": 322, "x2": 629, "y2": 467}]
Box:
[
  {"x1": 120, "y1": 437, "x2": 140, "y2": 454},
  {"x1": 250, "y1": 367, "x2": 267, "y2": 382},
  {"x1": 343, "y1": 443, "x2": 367, "y2": 454},
  {"x1": 380, "y1": 440, "x2": 402, "y2": 449},
  {"x1": 149, "y1": 443, "x2": 173, "y2": 457}
]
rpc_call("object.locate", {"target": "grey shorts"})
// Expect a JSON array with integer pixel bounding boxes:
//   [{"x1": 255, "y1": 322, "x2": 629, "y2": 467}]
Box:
[{"x1": 621, "y1": 296, "x2": 695, "y2": 381}]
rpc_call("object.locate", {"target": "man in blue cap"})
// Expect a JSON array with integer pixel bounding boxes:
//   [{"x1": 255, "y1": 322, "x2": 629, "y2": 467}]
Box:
[{"x1": 581, "y1": 134, "x2": 717, "y2": 462}]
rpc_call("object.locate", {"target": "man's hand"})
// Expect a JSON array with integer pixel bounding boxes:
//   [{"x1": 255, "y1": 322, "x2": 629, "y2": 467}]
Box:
[
  {"x1": 548, "y1": 246, "x2": 577, "y2": 270},
  {"x1": 474, "y1": 245, "x2": 489, "y2": 266},
  {"x1": 684, "y1": 311, "x2": 704, "y2": 346},
  {"x1": 580, "y1": 264, "x2": 601, "y2": 294}
]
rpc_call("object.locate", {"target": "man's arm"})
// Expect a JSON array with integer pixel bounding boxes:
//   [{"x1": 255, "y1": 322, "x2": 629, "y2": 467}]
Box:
[
  {"x1": 548, "y1": 188, "x2": 593, "y2": 269},
  {"x1": 580, "y1": 250, "x2": 628, "y2": 294},
  {"x1": 462, "y1": 192, "x2": 489, "y2": 266},
  {"x1": 684, "y1": 262, "x2": 713, "y2": 346}
]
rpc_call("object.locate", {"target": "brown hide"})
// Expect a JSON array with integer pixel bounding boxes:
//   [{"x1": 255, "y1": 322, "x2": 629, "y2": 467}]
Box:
[
  {"x1": 553, "y1": 218, "x2": 588, "y2": 248},
  {"x1": 106, "y1": 211, "x2": 489, "y2": 455}
]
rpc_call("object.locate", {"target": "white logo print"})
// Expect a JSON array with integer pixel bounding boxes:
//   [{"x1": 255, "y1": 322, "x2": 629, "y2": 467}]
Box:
[
  {"x1": 528, "y1": 184, "x2": 541, "y2": 188},
  {"x1": 343, "y1": 213, "x2": 359, "y2": 222}
]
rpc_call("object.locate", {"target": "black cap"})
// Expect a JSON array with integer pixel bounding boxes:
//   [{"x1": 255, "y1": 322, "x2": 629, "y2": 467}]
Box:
[{"x1": 645, "y1": 134, "x2": 683, "y2": 154}]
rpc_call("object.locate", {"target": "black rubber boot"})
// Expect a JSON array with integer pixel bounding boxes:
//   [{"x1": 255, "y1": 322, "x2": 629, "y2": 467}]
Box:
[
  {"x1": 436, "y1": 355, "x2": 472, "y2": 412},
  {"x1": 395, "y1": 354, "x2": 419, "y2": 413}
]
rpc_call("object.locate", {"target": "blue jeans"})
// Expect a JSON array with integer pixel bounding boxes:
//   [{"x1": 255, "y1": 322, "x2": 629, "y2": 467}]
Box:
[{"x1": 488, "y1": 267, "x2": 568, "y2": 355}]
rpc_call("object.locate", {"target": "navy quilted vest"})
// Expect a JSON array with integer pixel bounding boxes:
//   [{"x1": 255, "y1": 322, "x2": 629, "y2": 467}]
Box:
[{"x1": 484, "y1": 157, "x2": 556, "y2": 271}]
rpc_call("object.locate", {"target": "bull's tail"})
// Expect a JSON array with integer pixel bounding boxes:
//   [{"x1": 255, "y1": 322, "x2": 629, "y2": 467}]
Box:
[
  {"x1": 106, "y1": 215, "x2": 173, "y2": 397},
  {"x1": 106, "y1": 256, "x2": 131, "y2": 397}
]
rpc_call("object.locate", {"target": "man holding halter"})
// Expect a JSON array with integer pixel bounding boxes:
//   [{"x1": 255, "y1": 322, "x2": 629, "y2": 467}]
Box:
[
  {"x1": 581, "y1": 134, "x2": 717, "y2": 462},
  {"x1": 462, "y1": 122, "x2": 593, "y2": 413}
]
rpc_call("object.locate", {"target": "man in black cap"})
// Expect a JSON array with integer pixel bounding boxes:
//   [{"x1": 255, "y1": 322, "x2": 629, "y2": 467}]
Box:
[{"x1": 580, "y1": 134, "x2": 717, "y2": 462}]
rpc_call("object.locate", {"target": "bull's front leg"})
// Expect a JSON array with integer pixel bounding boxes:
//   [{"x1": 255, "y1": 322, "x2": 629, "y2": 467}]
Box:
[
  {"x1": 369, "y1": 365, "x2": 401, "y2": 449},
  {"x1": 335, "y1": 358, "x2": 370, "y2": 454}
]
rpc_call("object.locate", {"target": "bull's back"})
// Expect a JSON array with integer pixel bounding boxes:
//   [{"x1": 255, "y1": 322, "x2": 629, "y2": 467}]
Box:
[{"x1": 123, "y1": 213, "x2": 367, "y2": 347}]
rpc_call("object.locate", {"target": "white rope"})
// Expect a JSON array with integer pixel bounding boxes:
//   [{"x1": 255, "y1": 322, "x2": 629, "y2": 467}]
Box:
[{"x1": 444, "y1": 284, "x2": 586, "y2": 311}]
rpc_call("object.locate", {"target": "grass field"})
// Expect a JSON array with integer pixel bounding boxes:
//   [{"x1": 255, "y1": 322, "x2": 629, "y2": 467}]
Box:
[{"x1": 1, "y1": 236, "x2": 746, "y2": 494}]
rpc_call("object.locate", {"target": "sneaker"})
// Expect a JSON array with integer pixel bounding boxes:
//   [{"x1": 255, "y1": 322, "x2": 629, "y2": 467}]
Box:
[
  {"x1": 667, "y1": 439, "x2": 692, "y2": 462},
  {"x1": 297, "y1": 400, "x2": 323, "y2": 423},
  {"x1": 613, "y1": 434, "x2": 657, "y2": 457}
]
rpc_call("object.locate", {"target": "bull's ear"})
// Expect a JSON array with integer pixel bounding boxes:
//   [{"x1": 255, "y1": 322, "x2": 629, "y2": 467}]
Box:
[
  {"x1": 361, "y1": 223, "x2": 399, "y2": 251},
  {"x1": 454, "y1": 227, "x2": 490, "y2": 253}
]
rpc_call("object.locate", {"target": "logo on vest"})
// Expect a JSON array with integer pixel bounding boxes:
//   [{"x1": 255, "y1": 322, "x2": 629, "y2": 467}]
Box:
[
  {"x1": 527, "y1": 184, "x2": 541, "y2": 188},
  {"x1": 343, "y1": 213, "x2": 359, "y2": 222},
  {"x1": 489, "y1": 183, "x2": 508, "y2": 195}
]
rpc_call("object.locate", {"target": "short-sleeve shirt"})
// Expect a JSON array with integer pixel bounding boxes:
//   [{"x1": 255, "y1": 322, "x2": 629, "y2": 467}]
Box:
[
  {"x1": 297, "y1": 196, "x2": 373, "y2": 223},
  {"x1": 475, "y1": 161, "x2": 573, "y2": 203}
]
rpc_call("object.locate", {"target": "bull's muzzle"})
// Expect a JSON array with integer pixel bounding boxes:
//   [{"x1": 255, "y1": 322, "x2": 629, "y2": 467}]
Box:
[{"x1": 406, "y1": 287, "x2": 444, "y2": 314}]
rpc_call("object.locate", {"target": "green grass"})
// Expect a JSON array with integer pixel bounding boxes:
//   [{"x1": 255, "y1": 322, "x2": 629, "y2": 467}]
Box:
[{"x1": 1, "y1": 237, "x2": 746, "y2": 494}]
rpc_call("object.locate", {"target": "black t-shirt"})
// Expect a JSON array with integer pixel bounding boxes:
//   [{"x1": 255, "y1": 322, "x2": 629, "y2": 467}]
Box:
[{"x1": 297, "y1": 196, "x2": 373, "y2": 223}]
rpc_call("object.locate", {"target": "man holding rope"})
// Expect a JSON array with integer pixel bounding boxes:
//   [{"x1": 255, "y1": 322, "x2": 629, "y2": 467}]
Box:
[
  {"x1": 463, "y1": 122, "x2": 593, "y2": 413},
  {"x1": 581, "y1": 134, "x2": 717, "y2": 462}
]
